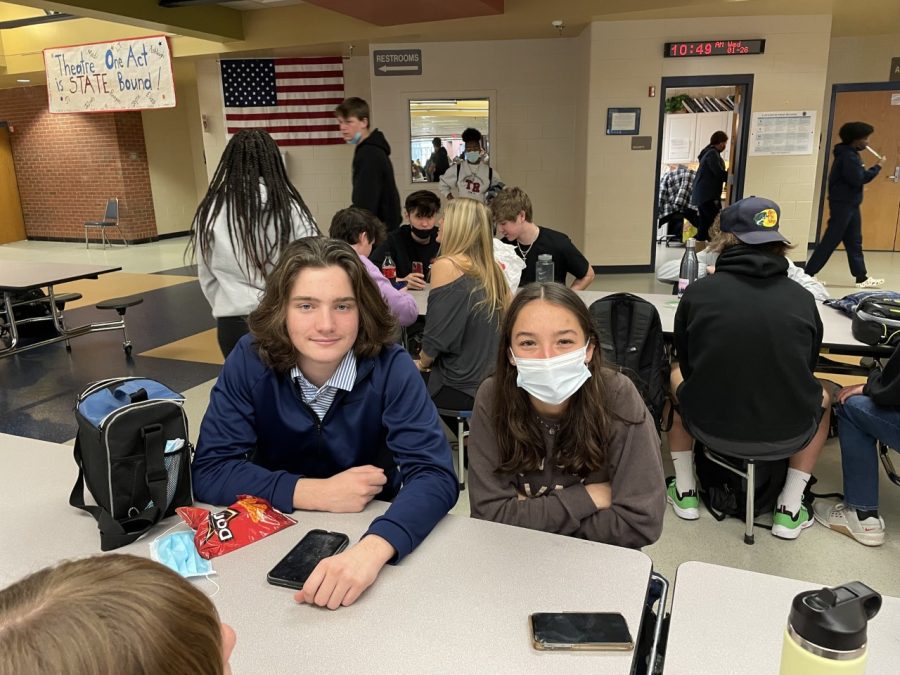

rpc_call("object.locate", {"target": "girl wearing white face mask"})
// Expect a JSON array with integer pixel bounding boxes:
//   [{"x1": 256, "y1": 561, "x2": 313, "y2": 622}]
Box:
[{"x1": 467, "y1": 283, "x2": 667, "y2": 549}]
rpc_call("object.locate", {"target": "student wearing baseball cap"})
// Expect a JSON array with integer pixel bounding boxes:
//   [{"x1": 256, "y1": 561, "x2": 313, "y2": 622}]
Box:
[{"x1": 664, "y1": 197, "x2": 831, "y2": 540}]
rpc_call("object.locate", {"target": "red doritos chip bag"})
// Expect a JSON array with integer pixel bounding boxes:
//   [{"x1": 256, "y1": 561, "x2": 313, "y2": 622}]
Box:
[{"x1": 177, "y1": 495, "x2": 296, "y2": 559}]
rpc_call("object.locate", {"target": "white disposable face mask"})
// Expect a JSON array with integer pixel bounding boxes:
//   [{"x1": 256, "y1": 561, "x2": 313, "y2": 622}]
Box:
[{"x1": 511, "y1": 344, "x2": 591, "y2": 406}]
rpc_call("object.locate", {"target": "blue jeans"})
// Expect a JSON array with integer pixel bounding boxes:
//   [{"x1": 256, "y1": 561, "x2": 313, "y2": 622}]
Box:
[{"x1": 836, "y1": 396, "x2": 900, "y2": 510}]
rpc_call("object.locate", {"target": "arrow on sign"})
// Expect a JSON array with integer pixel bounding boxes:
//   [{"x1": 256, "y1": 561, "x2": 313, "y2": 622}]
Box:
[{"x1": 378, "y1": 64, "x2": 418, "y2": 72}]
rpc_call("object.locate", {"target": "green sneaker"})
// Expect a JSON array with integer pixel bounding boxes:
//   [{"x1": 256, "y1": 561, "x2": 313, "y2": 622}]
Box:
[
  {"x1": 772, "y1": 504, "x2": 814, "y2": 540},
  {"x1": 666, "y1": 477, "x2": 699, "y2": 520}
]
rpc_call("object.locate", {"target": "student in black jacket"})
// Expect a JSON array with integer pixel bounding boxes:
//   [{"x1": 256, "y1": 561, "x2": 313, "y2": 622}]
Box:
[
  {"x1": 691, "y1": 130, "x2": 728, "y2": 242},
  {"x1": 813, "y1": 343, "x2": 900, "y2": 547},
  {"x1": 665, "y1": 197, "x2": 831, "y2": 540},
  {"x1": 805, "y1": 121, "x2": 885, "y2": 288},
  {"x1": 335, "y1": 97, "x2": 402, "y2": 232}
]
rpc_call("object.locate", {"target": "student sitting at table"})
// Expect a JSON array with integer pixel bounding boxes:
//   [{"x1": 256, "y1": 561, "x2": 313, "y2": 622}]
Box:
[
  {"x1": 413, "y1": 198, "x2": 511, "y2": 418},
  {"x1": 0, "y1": 554, "x2": 235, "y2": 675},
  {"x1": 814, "y1": 341, "x2": 900, "y2": 547},
  {"x1": 493, "y1": 186, "x2": 595, "y2": 290},
  {"x1": 666, "y1": 197, "x2": 831, "y2": 540},
  {"x1": 467, "y1": 282, "x2": 666, "y2": 549},
  {"x1": 370, "y1": 189, "x2": 441, "y2": 292},
  {"x1": 189, "y1": 129, "x2": 319, "y2": 358},
  {"x1": 328, "y1": 206, "x2": 418, "y2": 328},
  {"x1": 192, "y1": 237, "x2": 459, "y2": 610},
  {"x1": 656, "y1": 216, "x2": 829, "y2": 302}
]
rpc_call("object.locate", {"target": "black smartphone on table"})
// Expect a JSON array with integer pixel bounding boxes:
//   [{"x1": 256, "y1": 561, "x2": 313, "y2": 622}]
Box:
[
  {"x1": 266, "y1": 529, "x2": 350, "y2": 590},
  {"x1": 530, "y1": 612, "x2": 634, "y2": 651}
]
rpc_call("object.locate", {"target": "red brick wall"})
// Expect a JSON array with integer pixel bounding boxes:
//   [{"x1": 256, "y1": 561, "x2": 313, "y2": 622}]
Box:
[{"x1": 0, "y1": 86, "x2": 157, "y2": 242}]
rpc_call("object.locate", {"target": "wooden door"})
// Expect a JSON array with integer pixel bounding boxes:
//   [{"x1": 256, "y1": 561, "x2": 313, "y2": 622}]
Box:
[
  {"x1": 0, "y1": 126, "x2": 26, "y2": 245},
  {"x1": 824, "y1": 90, "x2": 900, "y2": 251}
]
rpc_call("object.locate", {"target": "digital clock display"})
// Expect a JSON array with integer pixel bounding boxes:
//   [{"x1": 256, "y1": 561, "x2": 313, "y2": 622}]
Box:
[{"x1": 664, "y1": 39, "x2": 765, "y2": 57}]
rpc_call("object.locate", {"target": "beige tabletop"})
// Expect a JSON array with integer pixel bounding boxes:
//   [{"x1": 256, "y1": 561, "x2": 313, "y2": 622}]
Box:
[
  {"x1": 411, "y1": 287, "x2": 868, "y2": 351},
  {"x1": 0, "y1": 433, "x2": 653, "y2": 674},
  {"x1": 0, "y1": 260, "x2": 121, "y2": 291},
  {"x1": 665, "y1": 560, "x2": 900, "y2": 674}
]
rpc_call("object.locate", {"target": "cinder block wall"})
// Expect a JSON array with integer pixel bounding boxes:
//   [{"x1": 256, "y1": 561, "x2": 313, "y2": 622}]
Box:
[{"x1": 0, "y1": 85, "x2": 157, "y2": 242}]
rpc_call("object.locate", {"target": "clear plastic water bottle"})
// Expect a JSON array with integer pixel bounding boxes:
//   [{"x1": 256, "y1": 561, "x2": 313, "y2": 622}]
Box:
[
  {"x1": 535, "y1": 254, "x2": 555, "y2": 283},
  {"x1": 381, "y1": 253, "x2": 397, "y2": 286},
  {"x1": 677, "y1": 238, "x2": 699, "y2": 297}
]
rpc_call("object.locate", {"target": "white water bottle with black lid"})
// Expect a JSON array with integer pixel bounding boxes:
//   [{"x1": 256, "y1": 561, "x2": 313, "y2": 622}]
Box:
[{"x1": 677, "y1": 238, "x2": 699, "y2": 297}]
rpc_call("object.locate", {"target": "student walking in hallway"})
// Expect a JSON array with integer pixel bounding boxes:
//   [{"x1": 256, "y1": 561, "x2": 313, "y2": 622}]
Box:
[{"x1": 805, "y1": 121, "x2": 885, "y2": 288}]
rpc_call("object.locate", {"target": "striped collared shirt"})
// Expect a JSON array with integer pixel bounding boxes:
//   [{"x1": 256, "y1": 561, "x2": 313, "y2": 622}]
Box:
[{"x1": 290, "y1": 350, "x2": 357, "y2": 421}]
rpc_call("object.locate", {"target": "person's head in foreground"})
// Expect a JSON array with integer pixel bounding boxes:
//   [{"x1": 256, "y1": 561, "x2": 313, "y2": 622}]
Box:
[
  {"x1": 249, "y1": 236, "x2": 395, "y2": 377},
  {"x1": 0, "y1": 554, "x2": 235, "y2": 675}
]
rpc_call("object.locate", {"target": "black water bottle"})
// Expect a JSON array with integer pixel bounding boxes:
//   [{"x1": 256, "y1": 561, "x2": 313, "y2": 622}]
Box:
[{"x1": 677, "y1": 238, "x2": 698, "y2": 297}]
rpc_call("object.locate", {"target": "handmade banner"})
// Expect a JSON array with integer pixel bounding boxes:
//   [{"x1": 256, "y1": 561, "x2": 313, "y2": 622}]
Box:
[{"x1": 44, "y1": 35, "x2": 176, "y2": 113}]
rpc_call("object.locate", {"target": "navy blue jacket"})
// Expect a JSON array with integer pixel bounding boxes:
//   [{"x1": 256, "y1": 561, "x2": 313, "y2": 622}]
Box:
[
  {"x1": 692, "y1": 144, "x2": 727, "y2": 205},
  {"x1": 828, "y1": 143, "x2": 882, "y2": 205},
  {"x1": 192, "y1": 337, "x2": 459, "y2": 561}
]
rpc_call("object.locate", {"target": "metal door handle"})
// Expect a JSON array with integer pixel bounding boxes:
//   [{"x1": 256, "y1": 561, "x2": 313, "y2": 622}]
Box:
[{"x1": 889, "y1": 166, "x2": 900, "y2": 183}]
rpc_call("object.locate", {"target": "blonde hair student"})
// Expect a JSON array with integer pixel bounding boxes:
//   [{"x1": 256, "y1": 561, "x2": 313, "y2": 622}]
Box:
[
  {"x1": 415, "y1": 198, "x2": 511, "y2": 420},
  {"x1": 0, "y1": 554, "x2": 235, "y2": 675}
]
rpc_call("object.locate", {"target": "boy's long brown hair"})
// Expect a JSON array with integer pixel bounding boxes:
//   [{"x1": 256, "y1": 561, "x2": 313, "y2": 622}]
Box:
[
  {"x1": 493, "y1": 283, "x2": 627, "y2": 477},
  {"x1": 249, "y1": 237, "x2": 396, "y2": 373}
]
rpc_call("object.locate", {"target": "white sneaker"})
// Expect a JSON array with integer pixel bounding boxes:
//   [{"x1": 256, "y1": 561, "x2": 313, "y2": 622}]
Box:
[
  {"x1": 812, "y1": 501, "x2": 885, "y2": 546},
  {"x1": 855, "y1": 277, "x2": 885, "y2": 289}
]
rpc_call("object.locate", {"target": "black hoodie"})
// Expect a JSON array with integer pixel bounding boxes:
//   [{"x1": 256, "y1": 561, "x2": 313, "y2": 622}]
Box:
[
  {"x1": 864, "y1": 343, "x2": 900, "y2": 407},
  {"x1": 352, "y1": 129, "x2": 402, "y2": 231},
  {"x1": 828, "y1": 143, "x2": 882, "y2": 206},
  {"x1": 674, "y1": 245, "x2": 823, "y2": 442},
  {"x1": 692, "y1": 143, "x2": 727, "y2": 205}
]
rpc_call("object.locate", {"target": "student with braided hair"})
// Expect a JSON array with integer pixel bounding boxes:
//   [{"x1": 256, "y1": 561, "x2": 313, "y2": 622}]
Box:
[{"x1": 189, "y1": 129, "x2": 319, "y2": 357}]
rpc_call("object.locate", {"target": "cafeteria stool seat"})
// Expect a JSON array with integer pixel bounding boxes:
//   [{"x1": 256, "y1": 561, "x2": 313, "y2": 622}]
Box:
[
  {"x1": 437, "y1": 407, "x2": 471, "y2": 490},
  {"x1": 96, "y1": 296, "x2": 143, "y2": 355}
]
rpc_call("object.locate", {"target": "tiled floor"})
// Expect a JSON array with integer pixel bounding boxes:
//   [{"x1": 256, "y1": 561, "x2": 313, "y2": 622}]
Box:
[{"x1": 2, "y1": 237, "x2": 898, "y2": 598}]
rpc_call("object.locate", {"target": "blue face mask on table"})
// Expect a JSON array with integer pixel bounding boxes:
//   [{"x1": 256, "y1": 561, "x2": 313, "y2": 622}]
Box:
[{"x1": 150, "y1": 530, "x2": 214, "y2": 579}]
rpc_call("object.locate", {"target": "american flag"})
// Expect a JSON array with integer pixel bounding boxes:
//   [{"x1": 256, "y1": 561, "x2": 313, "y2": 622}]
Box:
[{"x1": 221, "y1": 56, "x2": 344, "y2": 146}]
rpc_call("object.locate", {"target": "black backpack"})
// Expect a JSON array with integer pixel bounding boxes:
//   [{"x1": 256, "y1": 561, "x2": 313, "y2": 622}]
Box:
[
  {"x1": 693, "y1": 446, "x2": 788, "y2": 520},
  {"x1": 590, "y1": 293, "x2": 670, "y2": 430},
  {"x1": 69, "y1": 377, "x2": 193, "y2": 550}
]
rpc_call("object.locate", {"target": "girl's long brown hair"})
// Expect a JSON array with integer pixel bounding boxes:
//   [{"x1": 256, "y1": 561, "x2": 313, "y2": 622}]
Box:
[
  {"x1": 493, "y1": 283, "x2": 628, "y2": 477},
  {"x1": 0, "y1": 554, "x2": 224, "y2": 675}
]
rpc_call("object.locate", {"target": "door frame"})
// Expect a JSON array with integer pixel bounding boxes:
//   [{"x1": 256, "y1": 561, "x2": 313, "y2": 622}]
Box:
[
  {"x1": 815, "y1": 81, "x2": 900, "y2": 246},
  {"x1": 651, "y1": 74, "x2": 754, "y2": 270}
]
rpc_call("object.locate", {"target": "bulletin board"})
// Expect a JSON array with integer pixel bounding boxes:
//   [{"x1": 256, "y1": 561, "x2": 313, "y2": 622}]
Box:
[{"x1": 749, "y1": 111, "x2": 816, "y2": 156}]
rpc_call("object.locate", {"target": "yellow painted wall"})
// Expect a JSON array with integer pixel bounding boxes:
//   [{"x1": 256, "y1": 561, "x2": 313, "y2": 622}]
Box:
[
  {"x1": 141, "y1": 60, "x2": 205, "y2": 235},
  {"x1": 583, "y1": 15, "x2": 832, "y2": 265},
  {"x1": 370, "y1": 38, "x2": 585, "y2": 245}
]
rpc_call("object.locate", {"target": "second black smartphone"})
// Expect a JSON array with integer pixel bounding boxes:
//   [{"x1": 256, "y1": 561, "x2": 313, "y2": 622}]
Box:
[{"x1": 266, "y1": 529, "x2": 350, "y2": 590}]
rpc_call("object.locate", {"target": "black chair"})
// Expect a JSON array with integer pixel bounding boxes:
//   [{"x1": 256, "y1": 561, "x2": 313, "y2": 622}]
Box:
[
  {"x1": 96, "y1": 295, "x2": 143, "y2": 355},
  {"x1": 85, "y1": 198, "x2": 127, "y2": 249}
]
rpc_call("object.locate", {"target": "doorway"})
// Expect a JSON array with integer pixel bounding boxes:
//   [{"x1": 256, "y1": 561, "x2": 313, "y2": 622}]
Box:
[
  {"x1": 652, "y1": 74, "x2": 754, "y2": 273},
  {"x1": 818, "y1": 84, "x2": 900, "y2": 251},
  {"x1": 0, "y1": 124, "x2": 26, "y2": 245}
]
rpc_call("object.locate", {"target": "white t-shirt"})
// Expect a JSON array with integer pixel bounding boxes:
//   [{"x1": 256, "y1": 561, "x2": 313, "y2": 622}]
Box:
[{"x1": 438, "y1": 160, "x2": 501, "y2": 202}]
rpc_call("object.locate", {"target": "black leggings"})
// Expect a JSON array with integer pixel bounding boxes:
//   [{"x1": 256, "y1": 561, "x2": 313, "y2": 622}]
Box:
[
  {"x1": 421, "y1": 372, "x2": 474, "y2": 440},
  {"x1": 217, "y1": 316, "x2": 249, "y2": 358}
]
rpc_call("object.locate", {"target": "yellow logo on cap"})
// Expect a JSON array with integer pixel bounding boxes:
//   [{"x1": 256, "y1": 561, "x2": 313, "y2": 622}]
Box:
[{"x1": 753, "y1": 208, "x2": 778, "y2": 228}]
